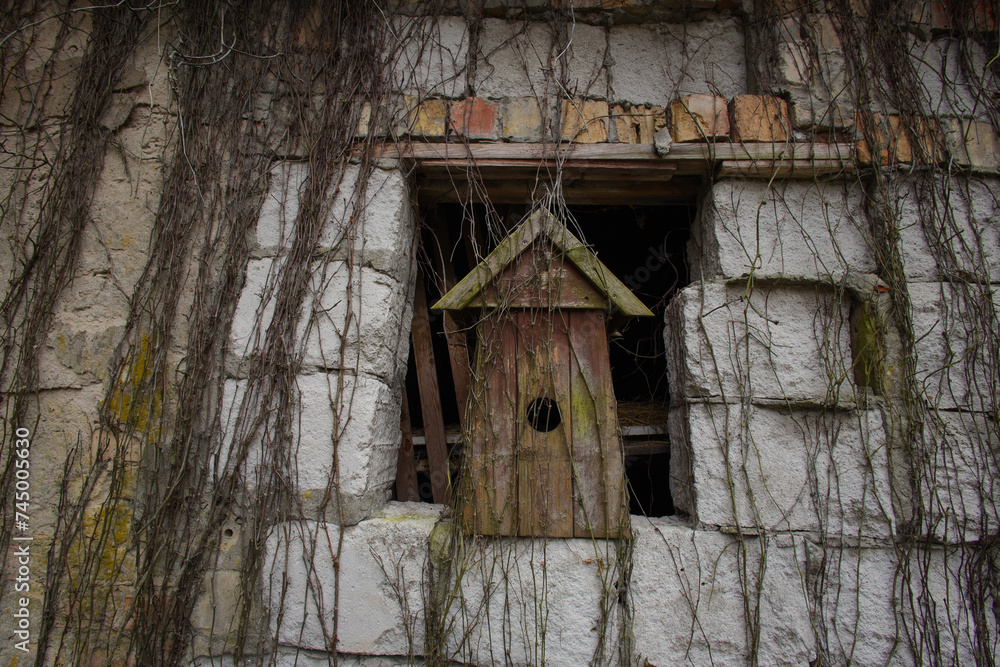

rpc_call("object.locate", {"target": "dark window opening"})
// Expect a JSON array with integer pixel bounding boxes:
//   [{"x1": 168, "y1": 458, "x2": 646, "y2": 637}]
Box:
[{"x1": 400, "y1": 201, "x2": 693, "y2": 518}]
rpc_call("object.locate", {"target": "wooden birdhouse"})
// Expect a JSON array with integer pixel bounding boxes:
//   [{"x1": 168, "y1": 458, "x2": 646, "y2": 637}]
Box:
[{"x1": 432, "y1": 209, "x2": 653, "y2": 538}]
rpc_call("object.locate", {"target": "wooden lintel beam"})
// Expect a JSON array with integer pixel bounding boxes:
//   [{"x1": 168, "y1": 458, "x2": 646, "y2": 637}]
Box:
[
  {"x1": 373, "y1": 141, "x2": 856, "y2": 168},
  {"x1": 716, "y1": 159, "x2": 856, "y2": 179},
  {"x1": 416, "y1": 176, "x2": 700, "y2": 205}
]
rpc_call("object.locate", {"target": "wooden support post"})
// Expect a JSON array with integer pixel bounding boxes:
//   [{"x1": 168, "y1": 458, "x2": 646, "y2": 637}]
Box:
[
  {"x1": 428, "y1": 215, "x2": 472, "y2": 427},
  {"x1": 411, "y1": 273, "x2": 451, "y2": 504},
  {"x1": 395, "y1": 392, "x2": 420, "y2": 502}
]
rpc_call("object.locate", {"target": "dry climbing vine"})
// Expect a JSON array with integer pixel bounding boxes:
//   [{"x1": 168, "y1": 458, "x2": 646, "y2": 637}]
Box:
[{"x1": 0, "y1": 0, "x2": 998, "y2": 665}]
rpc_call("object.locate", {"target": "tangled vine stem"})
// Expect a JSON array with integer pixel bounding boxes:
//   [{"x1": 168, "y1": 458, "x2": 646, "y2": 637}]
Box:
[{"x1": 0, "y1": 0, "x2": 998, "y2": 665}]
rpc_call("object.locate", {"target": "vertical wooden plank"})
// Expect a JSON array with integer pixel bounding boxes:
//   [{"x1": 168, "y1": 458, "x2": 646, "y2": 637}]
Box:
[
  {"x1": 569, "y1": 310, "x2": 627, "y2": 538},
  {"x1": 463, "y1": 316, "x2": 518, "y2": 535},
  {"x1": 395, "y1": 392, "x2": 420, "y2": 502},
  {"x1": 411, "y1": 273, "x2": 450, "y2": 505},
  {"x1": 517, "y1": 310, "x2": 574, "y2": 538},
  {"x1": 429, "y1": 217, "x2": 472, "y2": 427}
]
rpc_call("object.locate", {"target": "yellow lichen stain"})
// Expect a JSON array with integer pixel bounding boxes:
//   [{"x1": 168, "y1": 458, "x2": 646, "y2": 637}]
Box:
[
  {"x1": 105, "y1": 334, "x2": 162, "y2": 438},
  {"x1": 853, "y1": 303, "x2": 888, "y2": 394}
]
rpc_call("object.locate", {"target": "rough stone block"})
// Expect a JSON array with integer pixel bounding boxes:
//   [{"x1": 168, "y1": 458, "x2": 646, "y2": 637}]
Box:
[
  {"x1": 609, "y1": 19, "x2": 746, "y2": 106},
  {"x1": 730, "y1": 95, "x2": 790, "y2": 143},
  {"x1": 943, "y1": 118, "x2": 1000, "y2": 171},
  {"x1": 560, "y1": 99, "x2": 609, "y2": 143},
  {"x1": 192, "y1": 570, "x2": 242, "y2": 638},
  {"x1": 909, "y1": 281, "x2": 999, "y2": 411},
  {"x1": 232, "y1": 258, "x2": 411, "y2": 380},
  {"x1": 264, "y1": 506, "x2": 442, "y2": 655},
  {"x1": 230, "y1": 256, "x2": 283, "y2": 357},
  {"x1": 631, "y1": 520, "x2": 816, "y2": 666},
  {"x1": 693, "y1": 179, "x2": 874, "y2": 281},
  {"x1": 670, "y1": 403, "x2": 895, "y2": 537},
  {"x1": 255, "y1": 164, "x2": 415, "y2": 280},
  {"x1": 448, "y1": 97, "x2": 499, "y2": 139},
  {"x1": 475, "y1": 20, "x2": 607, "y2": 100},
  {"x1": 256, "y1": 162, "x2": 308, "y2": 250},
  {"x1": 893, "y1": 175, "x2": 1000, "y2": 283},
  {"x1": 664, "y1": 282, "x2": 856, "y2": 403},
  {"x1": 668, "y1": 94, "x2": 729, "y2": 142},
  {"x1": 391, "y1": 16, "x2": 469, "y2": 98},
  {"x1": 910, "y1": 38, "x2": 991, "y2": 121},
  {"x1": 919, "y1": 408, "x2": 1000, "y2": 543},
  {"x1": 301, "y1": 263, "x2": 413, "y2": 381},
  {"x1": 220, "y1": 373, "x2": 402, "y2": 522},
  {"x1": 611, "y1": 104, "x2": 665, "y2": 143},
  {"x1": 318, "y1": 166, "x2": 416, "y2": 281},
  {"x1": 804, "y1": 545, "x2": 916, "y2": 666},
  {"x1": 441, "y1": 532, "x2": 626, "y2": 666}
]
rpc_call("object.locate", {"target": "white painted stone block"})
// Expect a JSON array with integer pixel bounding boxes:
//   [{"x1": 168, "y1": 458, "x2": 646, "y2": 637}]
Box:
[
  {"x1": 805, "y1": 544, "x2": 915, "y2": 666},
  {"x1": 230, "y1": 257, "x2": 284, "y2": 358},
  {"x1": 255, "y1": 164, "x2": 415, "y2": 282},
  {"x1": 910, "y1": 37, "x2": 994, "y2": 121},
  {"x1": 302, "y1": 262, "x2": 413, "y2": 382},
  {"x1": 909, "y1": 281, "x2": 999, "y2": 411},
  {"x1": 664, "y1": 282, "x2": 856, "y2": 402},
  {"x1": 609, "y1": 18, "x2": 746, "y2": 106},
  {"x1": 919, "y1": 409, "x2": 1000, "y2": 543},
  {"x1": 898, "y1": 543, "x2": 998, "y2": 664},
  {"x1": 319, "y1": 167, "x2": 416, "y2": 282},
  {"x1": 294, "y1": 372, "x2": 402, "y2": 501},
  {"x1": 474, "y1": 20, "x2": 607, "y2": 100},
  {"x1": 257, "y1": 162, "x2": 308, "y2": 250},
  {"x1": 694, "y1": 180, "x2": 874, "y2": 281},
  {"x1": 894, "y1": 176, "x2": 1000, "y2": 283},
  {"x1": 264, "y1": 505, "x2": 442, "y2": 656},
  {"x1": 442, "y1": 534, "x2": 627, "y2": 666},
  {"x1": 631, "y1": 519, "x2": 815, "y2": 666},
  {"x1": 232, "y1": 259, "x2": 413, "y2": 381},
  {"x1": 671, "y1": 403, "x2": 895, "y2": 537},
  {"x1": 218, "y1": 373, "x2": 401, "y2": 520},
  {"x1": 390, "y1": 16, "x2": 469, "y2": 98}
]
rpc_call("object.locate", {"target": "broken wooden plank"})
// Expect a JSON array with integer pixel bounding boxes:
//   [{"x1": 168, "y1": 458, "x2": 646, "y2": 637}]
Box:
[
  {"x1": 428, "y1": 215, "x2": 472, "y2": 427},
  {"x1": 411, "y1": 273, "x2": 450, "y2": 505}
]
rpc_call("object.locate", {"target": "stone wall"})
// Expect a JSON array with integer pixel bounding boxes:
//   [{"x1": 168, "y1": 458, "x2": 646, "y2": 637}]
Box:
[{"x1": 2, "y1": 1, "x2": 998, "y2": 666}]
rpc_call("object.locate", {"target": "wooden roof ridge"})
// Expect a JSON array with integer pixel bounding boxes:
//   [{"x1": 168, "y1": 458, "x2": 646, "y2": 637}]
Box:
[{"x1": 431, "y1": 208, "x2": 653, "y2": 317}]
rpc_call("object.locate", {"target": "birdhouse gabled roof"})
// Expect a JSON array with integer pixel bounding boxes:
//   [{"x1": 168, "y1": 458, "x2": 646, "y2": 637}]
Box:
[{"x1": 431, "y1": 209, "x2": 653, "y2": 317}]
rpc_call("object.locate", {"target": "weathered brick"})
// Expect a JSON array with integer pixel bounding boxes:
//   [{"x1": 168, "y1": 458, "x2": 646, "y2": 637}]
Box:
[
  {"x1": 730, "y1": 95, "x2": 790, "y2": 143},
  {"x1": 502, "y1": 97, "x2": 543, "y2": 142},
  {"x1": 668, "y1": 94, "x2": 729, "y2": 143},
  {"x1": 611, "y1": 104, "x2": 665, "y2": 143},
  {"x1": 856, "y1": 114, "x2": 913, "y2": 165},
  {"x1": 401, "y1": 96, "x2": 447, "y2": 138},
  {"x1": 931, "y1": 0, "x2": 996, "y2": 33},
  {"x1": 448, "y1": 97, "x2": 500, "y2": 140},
  {"x1": 560, "y1": 99, "x2": 608, "y2": 143}
]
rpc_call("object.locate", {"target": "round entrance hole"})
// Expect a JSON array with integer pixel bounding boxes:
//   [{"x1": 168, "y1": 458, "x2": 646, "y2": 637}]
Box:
[{"x1": 526, "y1": 397, "x2": 562, "y2": 432}]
